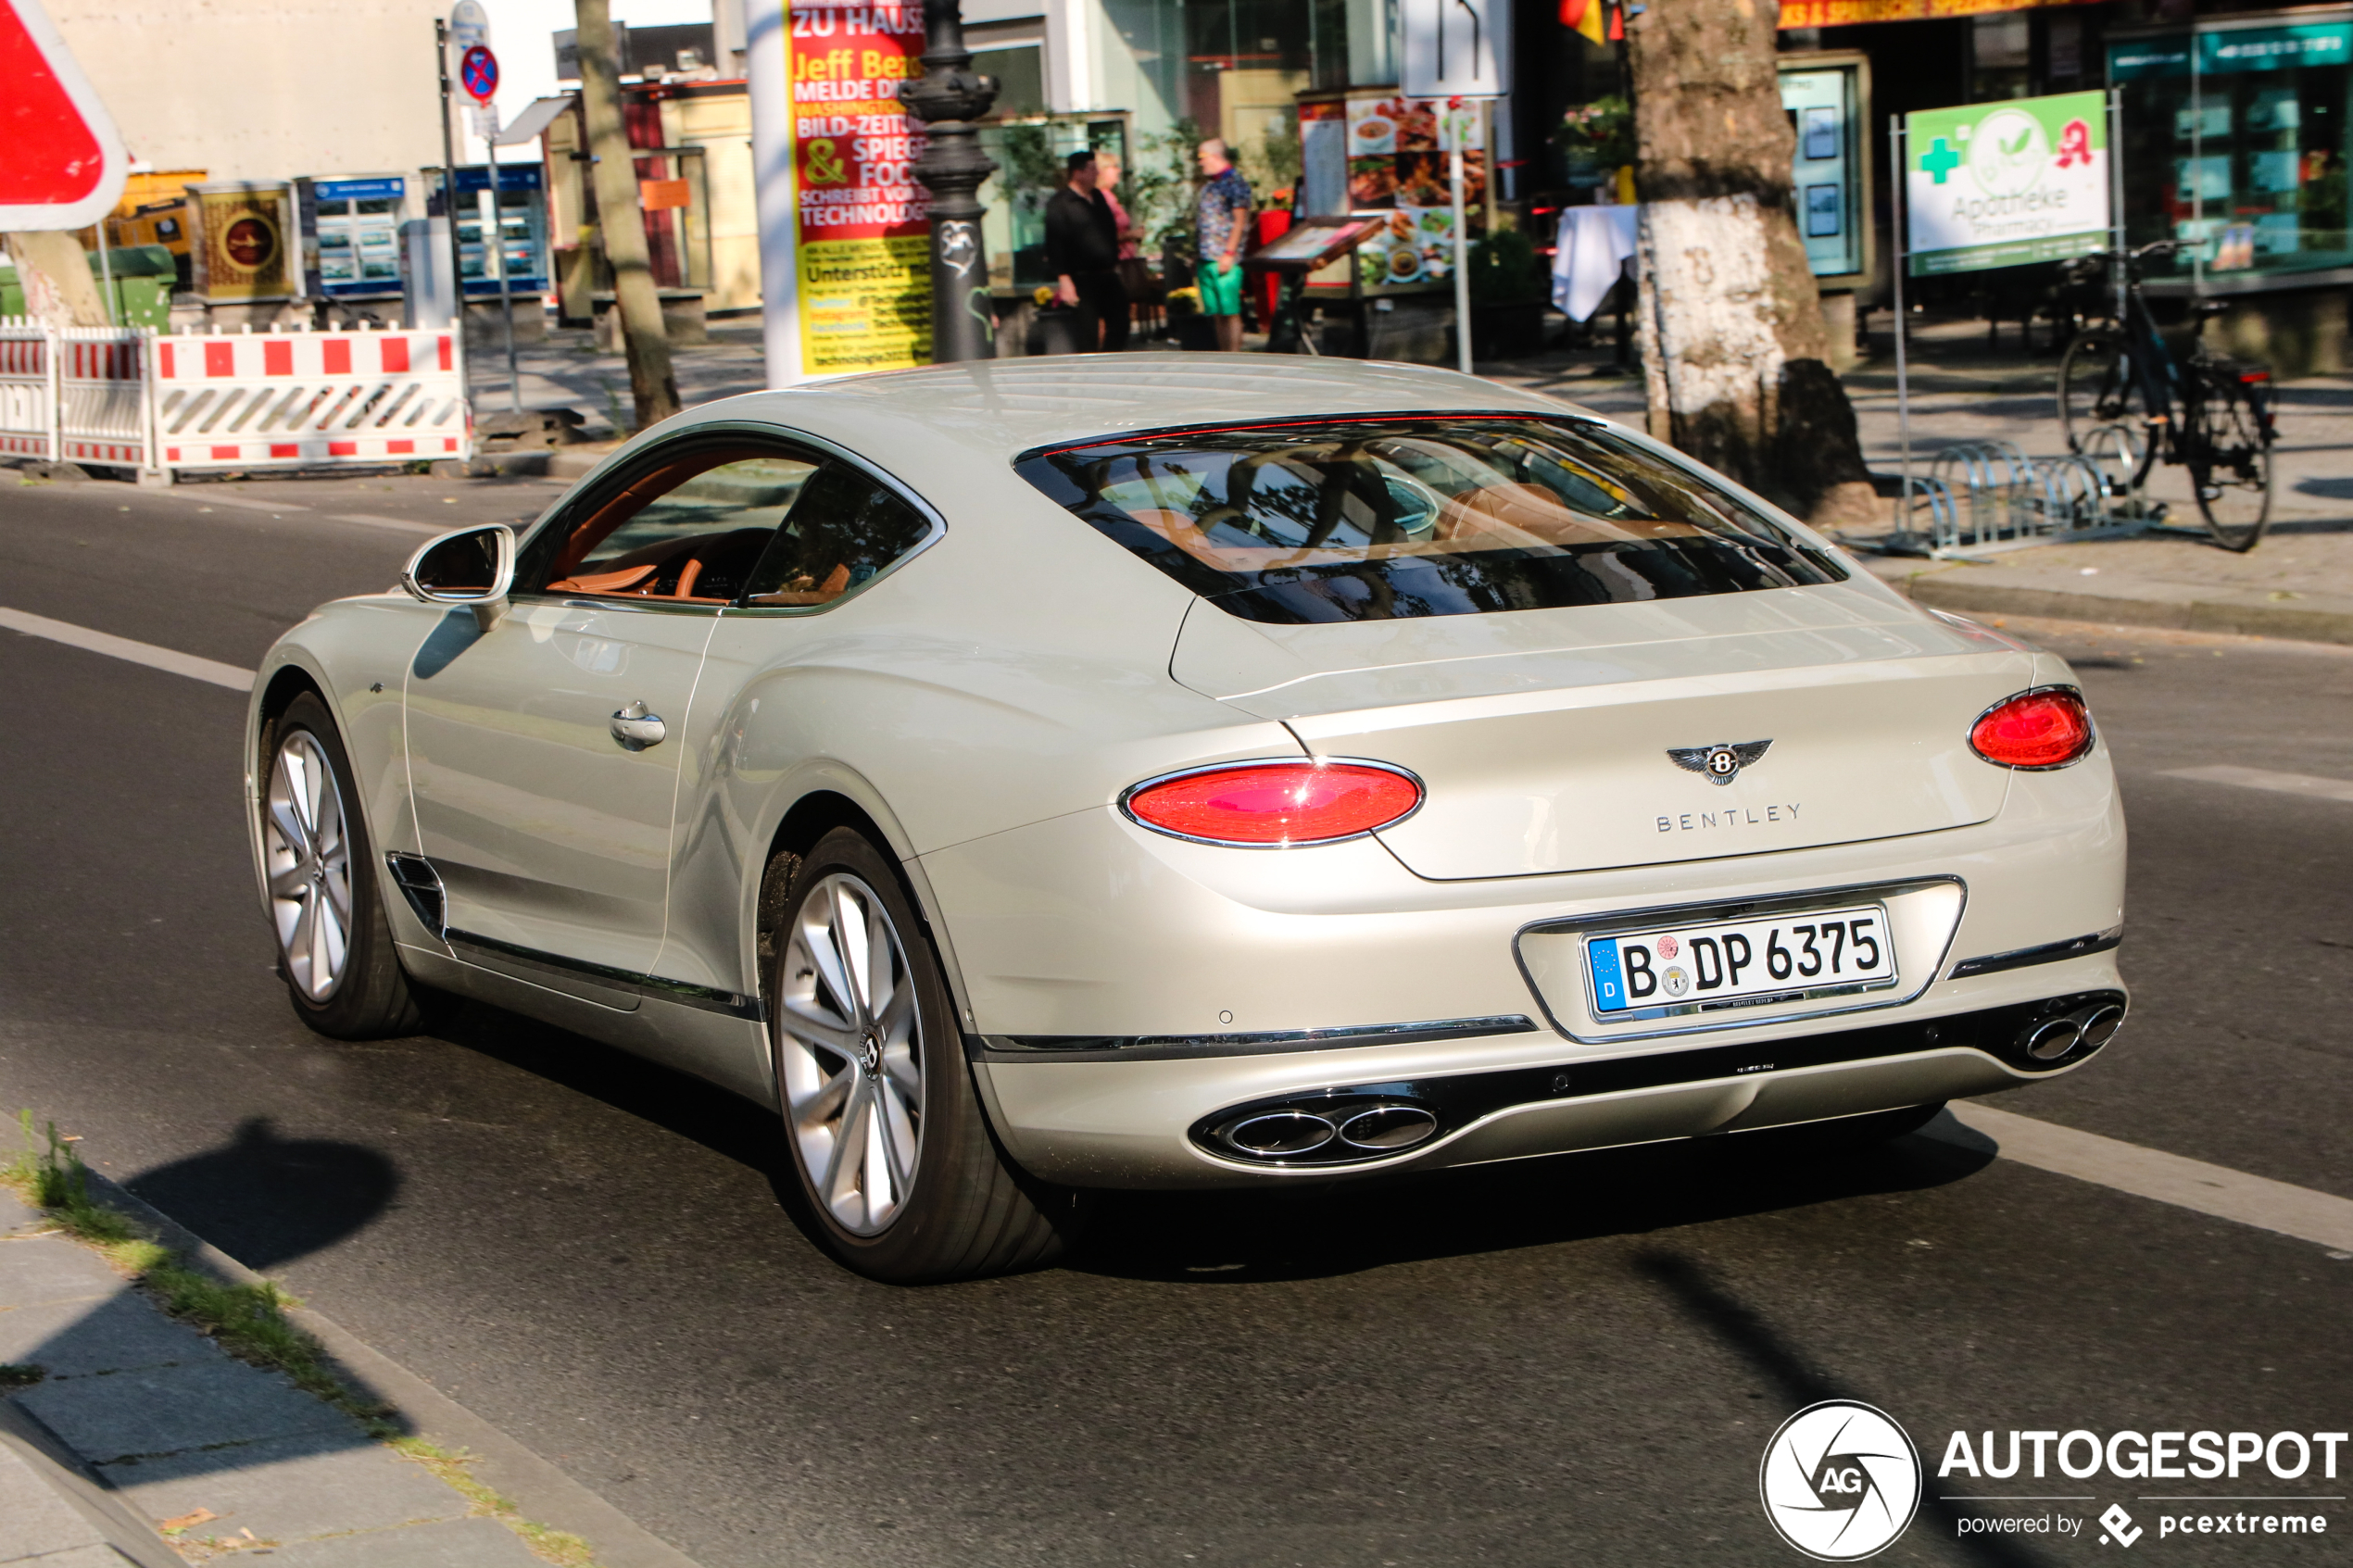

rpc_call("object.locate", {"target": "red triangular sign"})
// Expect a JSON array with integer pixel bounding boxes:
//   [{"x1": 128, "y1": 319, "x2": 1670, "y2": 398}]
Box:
[{"x1": 0, "y1": 0, "x2": 126, "y2": 229}]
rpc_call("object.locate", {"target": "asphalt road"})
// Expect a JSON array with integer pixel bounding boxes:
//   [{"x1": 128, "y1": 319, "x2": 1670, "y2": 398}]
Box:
[{"x1": 2, "y1": 470, "x2": 2347, "y2": 1568}]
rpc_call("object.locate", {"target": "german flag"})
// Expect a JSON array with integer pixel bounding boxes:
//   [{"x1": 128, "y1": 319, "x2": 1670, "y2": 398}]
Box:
[{"x1": 1559, "y1": 0, "x2": 1606, "y2": 44}]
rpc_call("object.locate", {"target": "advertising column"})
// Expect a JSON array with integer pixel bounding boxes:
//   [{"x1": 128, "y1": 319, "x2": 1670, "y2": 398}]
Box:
[{"x1": 750, "y1": 0, "x2": 933, "y2": 382}]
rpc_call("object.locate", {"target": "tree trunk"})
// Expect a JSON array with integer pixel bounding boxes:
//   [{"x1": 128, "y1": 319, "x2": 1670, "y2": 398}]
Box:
[
  {"x1": 6, "y1": 231, "x2": 110, "y2": 329},
  {"x1": 574, "y1": 0, "x2": 681, "y2": 431},
  {"x1": 1626, "y1": 0, "x2": 1876, "y2": 530}
]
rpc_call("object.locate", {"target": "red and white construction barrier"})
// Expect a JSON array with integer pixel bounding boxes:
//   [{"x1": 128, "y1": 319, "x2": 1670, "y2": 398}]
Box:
[
  {"x1": 0, "y1": 319, "x2": 60, "y2": 462},
  {"x1": 0, "y1": 320, "x2": 472, "y2": 477},
  {"x1": 58, "y1": 328, "x2": 153, "y2": 469},
  {"x1": 155, "y1": 324, "x2": 470, "y2": 471}
]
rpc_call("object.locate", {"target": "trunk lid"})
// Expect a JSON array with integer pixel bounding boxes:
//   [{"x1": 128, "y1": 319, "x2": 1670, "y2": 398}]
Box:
[{"x1": 1171, "y1": 583, "x2": 2032, "y2": 880}]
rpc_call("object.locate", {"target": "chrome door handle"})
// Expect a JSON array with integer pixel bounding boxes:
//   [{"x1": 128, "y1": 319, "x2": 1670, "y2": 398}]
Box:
[{"x1": 610, "y1": 701, "x2": 666, "y2": 751}]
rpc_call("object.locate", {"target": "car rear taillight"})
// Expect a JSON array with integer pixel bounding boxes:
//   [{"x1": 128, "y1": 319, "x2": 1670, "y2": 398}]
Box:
[
  {"x1": 1969, "y1": 688, "x2": 2095, "y2": 770},
  {"x1": 1121, "y1": 759, "x2": 1423, "y2": 846}
]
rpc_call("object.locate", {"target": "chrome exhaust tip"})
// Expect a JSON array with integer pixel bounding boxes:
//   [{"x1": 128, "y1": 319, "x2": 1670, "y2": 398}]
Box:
[
  {"x1": 1339, "y1": 1105, "x2": 1438, "y2": 1151},
  {"x1": 2024, "y1": 1017, "x2": 2082, "y2": 1060},
  {"x1": 1221, "y1": 1110, "x2": 1338, "y2": 1157}
]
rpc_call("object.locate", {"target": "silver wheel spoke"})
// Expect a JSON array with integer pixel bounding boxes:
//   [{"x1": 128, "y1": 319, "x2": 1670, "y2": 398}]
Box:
[
  {"x1": 268, "y1": 862, "x2": 311, "y2": 899},
  {"x1": 794, "y1": 1061, "x2": 855, "y2": 1133},
  {"x1": 778, "y1": 1001, "x2": 860, "y2": 1059},
  {"x1": 799, "y1": 902, "x2": 863, "y2": 1032},
  {"x1": 829, "y1": 881, "x2": 875, "y2": 1029}
]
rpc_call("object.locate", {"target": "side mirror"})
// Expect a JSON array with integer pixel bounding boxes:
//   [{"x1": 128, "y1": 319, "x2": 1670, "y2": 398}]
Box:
[{"x1": 401, "y1": 524, "x2": 516, "y2": 611}]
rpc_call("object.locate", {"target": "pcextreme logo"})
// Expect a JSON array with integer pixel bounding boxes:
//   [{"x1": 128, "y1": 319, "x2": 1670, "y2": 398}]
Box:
[{"x1": 1760, "y1": 1400, "x2": 1924, "y2": 1561}]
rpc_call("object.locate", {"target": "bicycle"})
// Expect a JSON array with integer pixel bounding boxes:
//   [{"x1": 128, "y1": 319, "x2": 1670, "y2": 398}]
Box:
[{"x1": 2055, "y1": 241, "x2": 2280, "y2": 552}]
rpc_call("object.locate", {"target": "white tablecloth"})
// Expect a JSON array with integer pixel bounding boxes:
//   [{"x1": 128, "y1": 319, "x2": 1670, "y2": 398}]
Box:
[{"x1": 1551, "y1": 205, "x2": 1639, "y2": 322}]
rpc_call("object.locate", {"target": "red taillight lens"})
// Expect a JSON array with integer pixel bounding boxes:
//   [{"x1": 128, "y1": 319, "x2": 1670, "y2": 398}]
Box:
[
  {"x1": 1122, "y1": 761, "x2": 1422, "y2": 846},
  {"x1": 1969, "y1": 689, "x2": 2095, "y2": 770}
]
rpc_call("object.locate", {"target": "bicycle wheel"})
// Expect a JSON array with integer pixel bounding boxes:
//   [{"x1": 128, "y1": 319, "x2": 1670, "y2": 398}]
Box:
[
  {"x1": 2188, "y1": 369, "x2": 2275, "y2": 551},
  {"x1": 2057, "y1": 331, "x2": 2142, "y2": 455}
]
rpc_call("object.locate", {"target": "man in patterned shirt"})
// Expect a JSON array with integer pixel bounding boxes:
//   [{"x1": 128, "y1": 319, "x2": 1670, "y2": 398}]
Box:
[{"x1": 1192, "y1": 138, "x2": 1253, "y2": 352}]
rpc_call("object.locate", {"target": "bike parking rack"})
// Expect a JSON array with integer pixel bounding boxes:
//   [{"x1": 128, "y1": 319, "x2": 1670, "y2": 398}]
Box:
[{"x1": 1927, "y1": 439, "x2": 2039, "y2": 552}]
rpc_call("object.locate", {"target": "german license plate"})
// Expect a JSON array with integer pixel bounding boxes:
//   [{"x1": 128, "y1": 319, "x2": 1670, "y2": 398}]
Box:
[{"x1": 1587, "y1": 903, "x2": 1894, "y2": 1017}]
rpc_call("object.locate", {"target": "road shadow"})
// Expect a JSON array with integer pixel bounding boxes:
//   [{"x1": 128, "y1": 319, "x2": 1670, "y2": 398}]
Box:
[
  {"x1": 422, "y1": 998, "x2": 786, "y2": 1185},
  {"x1": 1633, "y1": 1244, "x2": 2051, "y2": 1566},
  {"x1": 1070, "y1": 1120, "x2": 1996, "y2": 1286},
  {"x1": 125, "y1": 1118, "x2": 397, "y2": 1271}
]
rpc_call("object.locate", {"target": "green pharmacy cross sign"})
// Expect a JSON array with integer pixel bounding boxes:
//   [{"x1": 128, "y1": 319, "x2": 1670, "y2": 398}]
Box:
[{"x1": 1904, "y1": 91, "x2": 2110, "y2": 276}]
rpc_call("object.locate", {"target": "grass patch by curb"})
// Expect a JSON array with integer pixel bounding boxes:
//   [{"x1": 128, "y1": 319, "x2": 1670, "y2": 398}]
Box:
[{"x1": 3, "y1": 1111, "x2": 601, "y2": 1568}]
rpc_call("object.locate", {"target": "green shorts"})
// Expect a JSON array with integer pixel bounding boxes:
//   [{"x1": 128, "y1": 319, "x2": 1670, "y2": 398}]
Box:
[{"x1": 1198, "y1": 257, "x2": 1242, "y2": 316}]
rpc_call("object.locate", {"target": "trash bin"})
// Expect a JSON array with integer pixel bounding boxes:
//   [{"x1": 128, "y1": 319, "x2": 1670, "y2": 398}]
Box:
[
  {"x1": 98, "y1": 245, "x2": 176, "y2": 329},
  {"x1": 0, "y1": 245, "x2": 176, "y2": 327}
]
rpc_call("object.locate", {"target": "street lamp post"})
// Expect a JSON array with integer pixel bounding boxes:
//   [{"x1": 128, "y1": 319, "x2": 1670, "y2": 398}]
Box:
[{"x1": 898, "y1": 0, "x2": 1000, "y2": 363}]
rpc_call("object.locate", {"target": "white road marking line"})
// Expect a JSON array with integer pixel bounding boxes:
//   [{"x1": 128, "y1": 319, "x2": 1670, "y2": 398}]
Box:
[
  {"x1": 172, "y1": 493, "x2": 311, "y2": 514},
  {"x1": 1932, "y1": 1102, "x2": 2353, "y2": 1253},
  {"x1": 2160, "y1": 764, "x2": 2353, "y2": 804},
  {"x1": 329, "y1": 512, "x2": 444, "y2": 534},
  {"x1": 0, "y1": 608, "x2": 254, "y2": 692}
]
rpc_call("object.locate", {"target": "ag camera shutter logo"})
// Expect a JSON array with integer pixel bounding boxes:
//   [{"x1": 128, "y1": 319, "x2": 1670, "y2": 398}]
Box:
[{"x1": 1760, "y1": 1400, "x2": 1922, "y2": 1560}]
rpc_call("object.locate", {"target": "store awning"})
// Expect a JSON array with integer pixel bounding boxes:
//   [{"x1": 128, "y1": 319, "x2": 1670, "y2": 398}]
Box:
[
  {"x1": 495, "y1": 96, "x2": 573, "y2": 147},
  {"x1": 1780, "y1": 0, "x2": 2095, "y2": 29}
]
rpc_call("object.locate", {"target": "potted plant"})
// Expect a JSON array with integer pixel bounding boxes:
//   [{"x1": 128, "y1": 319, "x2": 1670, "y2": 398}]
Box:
[
  {"x1": 1467, "y1": 225, "x2": 1549, "y2": 359},
  {"x1": 1024, "y1": 283, "x2": 1091, "y2": 356},
  {"x1": 1552, "y1": 94, "x2": 1635, "y2": 202},
  {"x1": 1163, "y1": 283, "x2": 1217, "y2": 350}
]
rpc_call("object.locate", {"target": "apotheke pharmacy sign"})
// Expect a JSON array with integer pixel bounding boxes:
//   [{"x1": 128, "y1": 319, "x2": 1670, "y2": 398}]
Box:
[{"x1": 1906, "y1": 90, "x2": 2108, "y2": 275}]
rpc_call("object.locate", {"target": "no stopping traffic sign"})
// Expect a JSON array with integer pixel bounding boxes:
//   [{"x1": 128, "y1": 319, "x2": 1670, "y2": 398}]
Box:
[{"x1": 460, "y1": 44, "x2": 498, "y2": 104}]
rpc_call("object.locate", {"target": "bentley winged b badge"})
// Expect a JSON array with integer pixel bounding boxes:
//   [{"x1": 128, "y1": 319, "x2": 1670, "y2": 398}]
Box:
[{"x1": 1667, "y1": 739, "x2": 1772, "y2": 785}]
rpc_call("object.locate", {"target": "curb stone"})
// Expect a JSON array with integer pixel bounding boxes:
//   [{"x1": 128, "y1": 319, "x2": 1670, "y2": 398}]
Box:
[
  {"x1": 1866, "y1": 558, "x2": 2353, "y2": 646},
  {"x1": 69, "y1": 1170, "x2": 703, "y2": 1568}
]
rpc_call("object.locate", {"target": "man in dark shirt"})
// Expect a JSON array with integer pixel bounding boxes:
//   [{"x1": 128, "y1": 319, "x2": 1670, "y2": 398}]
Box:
[{"x1": 1043, "y1": 150, "x2": 1128, "y2": 352}]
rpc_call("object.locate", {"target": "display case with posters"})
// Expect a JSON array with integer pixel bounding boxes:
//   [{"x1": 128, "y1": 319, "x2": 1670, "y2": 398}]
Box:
[
  {"x1": 296, "y1": 176, "x2": 409, "y2": 301},
  {"x1": 1777, "y1": 53, "x2": 1872, "y2": 286},
  {"x1": 450, "y1": 164, "x2": 553, "y2": 296},
  {"x1": 184, "y1": 182, "x2": 302, "y2": 304},
  {"x1": 1296, "y1": 87, "x2": 1491, "y2": 299}
]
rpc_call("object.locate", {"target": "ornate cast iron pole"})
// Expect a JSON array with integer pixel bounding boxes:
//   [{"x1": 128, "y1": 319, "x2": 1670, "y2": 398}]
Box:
[{"x1": 898, "y1": 0, "x2": 1000, "y2": 363}]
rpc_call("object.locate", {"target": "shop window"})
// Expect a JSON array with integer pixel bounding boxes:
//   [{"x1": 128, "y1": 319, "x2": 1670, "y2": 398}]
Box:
[{"x1": 2110, "y1": 21, "x2": 2352, "y2": 285}]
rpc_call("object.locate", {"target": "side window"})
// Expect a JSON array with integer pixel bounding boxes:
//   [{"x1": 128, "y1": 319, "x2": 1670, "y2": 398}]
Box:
[
  {"x1": 740, "y1": 463, "x2": 933, "y2": 608},
  {"x1": 528, "y1": 447, "x2": 819, "y2": 603}
]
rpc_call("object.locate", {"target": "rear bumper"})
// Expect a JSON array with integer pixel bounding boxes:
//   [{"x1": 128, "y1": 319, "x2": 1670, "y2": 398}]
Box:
[{"x1": 973, "y1": 977, "x2": 2125, "y2": 1188}]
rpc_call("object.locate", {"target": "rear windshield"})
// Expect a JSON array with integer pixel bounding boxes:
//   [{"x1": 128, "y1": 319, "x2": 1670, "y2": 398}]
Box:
[{"x1": 1013, "y1": 415, "x2": 1846, "y2": 624}]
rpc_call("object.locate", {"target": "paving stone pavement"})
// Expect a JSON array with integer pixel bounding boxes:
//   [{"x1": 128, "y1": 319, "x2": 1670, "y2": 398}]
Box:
[{"x1": 0, "y1": 1187, "x2": 539, "y2": 1567}]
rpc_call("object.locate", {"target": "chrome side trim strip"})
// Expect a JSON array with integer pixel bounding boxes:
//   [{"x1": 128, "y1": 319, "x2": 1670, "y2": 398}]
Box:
[
  {"x1": 1947, "y1": 926, "x2": 2121, "y2": 980},
  {"x1": 971, "y1": 1014, "x2": 1540, "y2": 1064},
  {"x1": 444, "y1": 928, "x2": 765, "y2": 1021}
]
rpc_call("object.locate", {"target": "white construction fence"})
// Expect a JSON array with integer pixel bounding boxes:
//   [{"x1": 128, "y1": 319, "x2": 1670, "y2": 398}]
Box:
[{"x1": 0, "y1": 320, "x2": 472, "y2": 479}]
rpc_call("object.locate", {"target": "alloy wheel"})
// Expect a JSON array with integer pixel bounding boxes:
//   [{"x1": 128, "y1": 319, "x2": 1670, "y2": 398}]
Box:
[
  {"x1": 263, "y1": 730, "x2": 353, "y2": 1001},
  {"x1": 777, "y1": 872, "x2": 925, "y2": 1236}
]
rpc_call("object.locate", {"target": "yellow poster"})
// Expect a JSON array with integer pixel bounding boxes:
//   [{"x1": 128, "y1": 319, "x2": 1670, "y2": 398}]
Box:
[
  {"x1": 193, "y1": 185, "x2": 295, "y2": 302},
  {"x1": 788, "y1": 0, "x2": 931, "y2": 373},
  {"x1": 799, "y1": 234, "x2": 930, "y2": 373}
]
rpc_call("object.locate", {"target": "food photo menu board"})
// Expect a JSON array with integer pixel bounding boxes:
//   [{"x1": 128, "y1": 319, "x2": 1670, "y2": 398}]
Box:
[{"x1": 1299, "y1": 89, "x2": 1489, "y2": 294}]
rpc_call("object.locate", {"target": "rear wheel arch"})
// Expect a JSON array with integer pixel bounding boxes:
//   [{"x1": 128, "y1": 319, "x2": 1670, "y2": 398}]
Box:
[{"x1": 751, "y1": 787, "x2": 971, "y2": 1026}]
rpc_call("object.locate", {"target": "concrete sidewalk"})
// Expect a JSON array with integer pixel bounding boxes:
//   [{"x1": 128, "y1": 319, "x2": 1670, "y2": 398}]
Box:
[{"x1": 0, "y1": 1172, "x2": 698, "y2": 1568}]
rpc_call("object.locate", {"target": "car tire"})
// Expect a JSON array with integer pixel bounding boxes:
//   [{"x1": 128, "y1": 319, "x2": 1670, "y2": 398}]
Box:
[
  {"x1": 258, "y1": 693, "x2": 433, "y2": 1039},
  {"x1": 767, "y1": 828, "x2": 1076, "y2": 1284}
]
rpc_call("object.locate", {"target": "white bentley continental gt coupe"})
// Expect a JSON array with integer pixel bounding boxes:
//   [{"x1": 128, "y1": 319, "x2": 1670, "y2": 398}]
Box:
[{"x1": 245, "y1": 357, "x2": 2126, "y2": 1282}]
